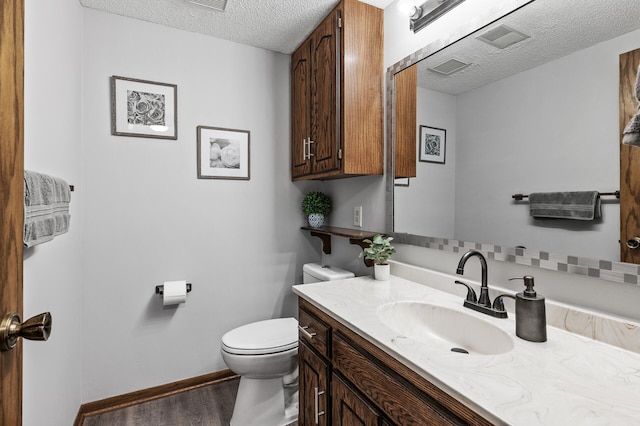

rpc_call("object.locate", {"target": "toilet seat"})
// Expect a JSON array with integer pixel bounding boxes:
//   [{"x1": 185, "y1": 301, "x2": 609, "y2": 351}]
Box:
[{"x1": 221, "y1": 317, "x2": 298, "y2": 355}]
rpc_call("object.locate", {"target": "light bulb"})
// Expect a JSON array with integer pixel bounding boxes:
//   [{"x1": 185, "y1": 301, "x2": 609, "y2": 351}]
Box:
[{"x1": 397, "y1": 0, "x2": 419, "y2": 16}]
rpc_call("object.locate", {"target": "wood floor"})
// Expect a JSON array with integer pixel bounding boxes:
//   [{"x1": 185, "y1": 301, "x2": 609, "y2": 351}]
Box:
[{"x1": 82, "y1": 377, "x2": 298, "y2": 426}]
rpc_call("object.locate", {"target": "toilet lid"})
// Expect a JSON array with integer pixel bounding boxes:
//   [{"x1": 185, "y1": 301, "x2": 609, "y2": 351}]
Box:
[{"x1": 221, "y1": 317, "x2": 298, "y2": 355}]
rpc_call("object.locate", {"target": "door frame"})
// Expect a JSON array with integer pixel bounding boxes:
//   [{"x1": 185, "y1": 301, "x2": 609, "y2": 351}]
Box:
[{"x1": 0, "y1": 0, "x2": 25, "y2": 424}]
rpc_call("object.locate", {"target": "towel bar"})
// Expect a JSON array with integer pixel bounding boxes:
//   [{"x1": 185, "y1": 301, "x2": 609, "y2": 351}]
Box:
[
  {"x1": 155, "y1": 283, "x2": 192, "y2": 295},
  {"x1": 512, "y1": 191, "x2": 619, "y2": 201}
]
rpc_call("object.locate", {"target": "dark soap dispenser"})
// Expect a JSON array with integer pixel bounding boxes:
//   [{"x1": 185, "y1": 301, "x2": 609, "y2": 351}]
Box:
[{"x1": 510, "y1": 276, "x2": 547, "y2": 342}]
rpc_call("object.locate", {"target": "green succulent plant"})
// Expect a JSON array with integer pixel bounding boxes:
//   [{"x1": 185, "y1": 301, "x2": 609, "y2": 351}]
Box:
[
  {"x1": 302, "y1": 191, "x2": 332, "y2": 216},
  {"x1": 360, "y1": 234, "x2": 395, "y2": 265}
]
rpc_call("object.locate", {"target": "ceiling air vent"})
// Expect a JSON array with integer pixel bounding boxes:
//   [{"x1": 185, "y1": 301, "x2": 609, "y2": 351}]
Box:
[
  {"x1": 428, "y1": 58, "x2": 470, "y2": 76},
  {"x1": 477, "y1": 24, "x2": 530, "y2": 49},
  {"x1": 188, "y1": 0, "x2": 227, "y2": 11}
]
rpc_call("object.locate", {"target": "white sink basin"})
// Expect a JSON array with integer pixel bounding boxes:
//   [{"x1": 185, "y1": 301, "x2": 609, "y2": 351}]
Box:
[{"x1": 376, "y1": 301, "x2": 514, "y2": 355}]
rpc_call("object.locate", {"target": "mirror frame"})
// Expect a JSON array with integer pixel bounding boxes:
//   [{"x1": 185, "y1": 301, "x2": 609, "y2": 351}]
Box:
[{"x1": 385, "y1": 1, "x2": 640, "y2": 287}]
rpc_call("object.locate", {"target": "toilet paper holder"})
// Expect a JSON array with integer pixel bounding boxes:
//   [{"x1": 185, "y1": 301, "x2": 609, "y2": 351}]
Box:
[{"x1": 155, "y1": 283, "x2": 192, "y2": 295}]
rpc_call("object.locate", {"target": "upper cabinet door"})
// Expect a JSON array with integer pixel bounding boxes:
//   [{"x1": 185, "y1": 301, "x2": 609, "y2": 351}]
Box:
[
  {"x1": 290, "y1": 0, "x2": 382, "y2": 181},
  {"x1": 291, "y1": 44, "x2": 312, "y2": 178},
  {"x1": 310, "y1": 9, "x2": 341, "y2": 176}
]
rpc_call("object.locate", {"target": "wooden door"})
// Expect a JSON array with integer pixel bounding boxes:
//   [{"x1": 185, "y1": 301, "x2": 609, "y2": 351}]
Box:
[
  {"x1": 332, "y1": 374, "x2": 380, "y2": 426},
  {"x1": 291, "y1": 42, "x2": 311, "y2": 178},
  {"x1": 620, "y1": 48, "x2": 640, "y2": 263},
  {"x1": 310, "y1": 8, "x2": 340, "y2": 175},
  {"x1": 299, "y1": 342, "x2": 330, "y2": 426},
  {"x1": 394, "y1": 66, "x2": 417, "y2": 179},
  {"x1": 0, "y1": 0, "x2": 25, "y2": 424}
]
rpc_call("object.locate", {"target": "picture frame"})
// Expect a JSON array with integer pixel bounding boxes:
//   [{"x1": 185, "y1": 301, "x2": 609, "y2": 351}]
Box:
[
  {"x1": 111, "y1": 76, "x2": 177, "y2": 139},
  {"x1": 419, "y1": 125, "x2": 446, "y2": 164},
  {"x1": 394, "y1": 177, "x2": 410, "y2": 187},
  {"x1": 197, "y1": 126, "x2": 250, "y2": 180}
]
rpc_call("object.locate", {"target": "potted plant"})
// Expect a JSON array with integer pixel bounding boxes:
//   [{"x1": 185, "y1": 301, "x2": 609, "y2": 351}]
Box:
[
  {"x1": 302, "y1": 191, "x2": 331, "y2": 228},
  {"x1": 360, "y1": 234, "x2": 395, "y2": 281}
]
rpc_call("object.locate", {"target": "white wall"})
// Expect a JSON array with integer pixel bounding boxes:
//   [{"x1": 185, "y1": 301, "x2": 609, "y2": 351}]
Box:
[
  {"x1": 79, "y1": 9, "x2": 319, "y2": 402},
  {"x1": 320, "y1": 176, "x2": 387, "y2": 276},
  {"x1": 395, "y1": 87, "x2": 456, "y2": 237},
  {"x1": 23, "y1": 0, "x2": 84, "y2": 424}
]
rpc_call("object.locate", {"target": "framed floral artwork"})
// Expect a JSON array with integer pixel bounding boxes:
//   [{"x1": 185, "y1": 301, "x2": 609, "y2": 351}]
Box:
[
  {"x1": 110, "y1": 76, "x2": 177, "y2": 139},
  {"x1": 197, "y1": 126, "x2": 250, "y2": 180}
]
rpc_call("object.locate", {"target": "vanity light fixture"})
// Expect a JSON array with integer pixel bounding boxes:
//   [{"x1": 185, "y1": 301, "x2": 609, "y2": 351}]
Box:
[
  {"x1": 409, "y1": 0, "x2": 466, "y2": 33},
  {"x1": 188, "y1": 0, "x2": 227, "y2": 11}
]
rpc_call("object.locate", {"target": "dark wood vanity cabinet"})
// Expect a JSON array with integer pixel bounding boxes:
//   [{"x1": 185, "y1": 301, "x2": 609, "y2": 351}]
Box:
[
  {"x1": 290, "y1": 0, "x2": 383, "y2": 181},
  {"x1": 298, "y1": 298, "x2": 494, "y2": 426}
]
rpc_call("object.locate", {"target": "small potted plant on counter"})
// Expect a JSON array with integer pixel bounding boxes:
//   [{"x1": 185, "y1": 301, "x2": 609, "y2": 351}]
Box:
[
  {"x1": 360, "y1": 234, "x2": 395, "y2": 281},
  {"x1": 302, "y1": 191, "x2": 331, "y2": 228}
]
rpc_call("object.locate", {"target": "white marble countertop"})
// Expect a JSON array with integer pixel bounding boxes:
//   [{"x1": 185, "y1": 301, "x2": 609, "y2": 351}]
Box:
[{"x1": 293, "y1": 273, "x2": 640, "y2": 426}]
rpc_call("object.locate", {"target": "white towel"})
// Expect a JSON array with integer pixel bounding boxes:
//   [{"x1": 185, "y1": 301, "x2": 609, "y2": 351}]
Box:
[{"x1": 24, "y1": 170, "x2": 71, "y2": 247}]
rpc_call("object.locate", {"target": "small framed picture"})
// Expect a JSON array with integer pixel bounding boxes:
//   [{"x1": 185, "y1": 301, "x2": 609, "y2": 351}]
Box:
[
  {"x1": 111, "y1": 76, "x2": 177, "y2": 139},
  {"x1": 419, "y1": 125, "x2": 446, "y2": 164},
  {"x1": 197, "y1": 126, "x2": 250, "y2": 180}
]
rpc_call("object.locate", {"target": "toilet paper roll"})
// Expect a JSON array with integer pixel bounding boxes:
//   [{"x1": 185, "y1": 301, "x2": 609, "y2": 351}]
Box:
[{"x1": 162, "y1": 280, "x2": 187, "y2": 306}]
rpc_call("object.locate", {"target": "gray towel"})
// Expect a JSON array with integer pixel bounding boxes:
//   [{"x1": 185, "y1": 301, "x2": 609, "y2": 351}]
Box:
[
  {"x1": 529, "y1": 191, "x2": 601, "y2": 220},
  {"x1": 24, "y1": 170, "x2": 71, "y2": 247},
  {"x1": 623, "y1": 64, "x2": 640, "y2": 146}
]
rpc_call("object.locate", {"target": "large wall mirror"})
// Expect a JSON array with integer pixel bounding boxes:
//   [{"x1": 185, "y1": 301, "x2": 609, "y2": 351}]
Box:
[{"x1": 388, "y1": 0, "x2": 640, "y2": 285}]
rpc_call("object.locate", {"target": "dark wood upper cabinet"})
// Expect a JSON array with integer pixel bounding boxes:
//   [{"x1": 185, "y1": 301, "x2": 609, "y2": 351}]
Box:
[
  {"x1": 291, "y1": 0, "x2": 383, "y2": 181},
  {"x1": 394, "y1": 66, "x2": 417, "y2": 179}
]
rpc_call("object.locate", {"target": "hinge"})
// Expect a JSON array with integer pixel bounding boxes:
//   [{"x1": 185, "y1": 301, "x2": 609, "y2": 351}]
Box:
[
  {"x1": 338, "y1": 17, "x2": 342, "y2": 28},
  {"x1": 338, "y1": 149, "x2": 343, "y2": 159}
]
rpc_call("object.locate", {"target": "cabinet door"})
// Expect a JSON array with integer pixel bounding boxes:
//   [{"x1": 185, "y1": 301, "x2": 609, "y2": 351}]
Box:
[
  {"x1": 310, "y1": 8, "x2": 341, "y2": 175},
  {"x1": 299, "y1": 342, "x2": 330, "y2": 426},
  {"x1": 291, "y1": 43, "x2": 312, "y2": 178},
  {"x1": 394, "y1": 65, "x2": 417, "y2": 179},
  {"x1": 332, "y1": 374, "x2": 381, "y2": 426}
]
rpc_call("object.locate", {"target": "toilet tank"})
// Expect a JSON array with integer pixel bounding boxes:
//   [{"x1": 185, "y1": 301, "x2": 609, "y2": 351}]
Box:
[{"x1": 303, "y1": 263, "x2": 355, "y2": 284}]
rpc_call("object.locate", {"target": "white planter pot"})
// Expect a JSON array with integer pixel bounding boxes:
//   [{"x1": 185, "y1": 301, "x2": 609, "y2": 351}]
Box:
[
  {"x1": 308, "y1": 213, "x2": 325, "y2": 228},
  {"x1": 374, "y1": 263, "x2": 390, "y2": 281}
]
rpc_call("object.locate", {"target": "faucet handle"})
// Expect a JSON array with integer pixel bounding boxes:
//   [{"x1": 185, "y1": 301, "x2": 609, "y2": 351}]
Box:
[
  {"x1": 492, "y1": 294, "x2": 515, "y2": 312},
  {"x1": 454, "y1": 280, "x2": 478, "y2": 303}
]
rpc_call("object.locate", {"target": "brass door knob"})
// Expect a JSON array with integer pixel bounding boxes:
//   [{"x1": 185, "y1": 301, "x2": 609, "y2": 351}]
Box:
[
  {"x1": 626, "y1": 237, "x2": 640, "y2": 249},
  {"x1": 0, "y1": 312, "x2": 52, "y2": 352}
]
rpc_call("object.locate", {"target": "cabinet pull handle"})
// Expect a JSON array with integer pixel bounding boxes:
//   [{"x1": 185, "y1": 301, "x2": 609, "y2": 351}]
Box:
[
  {"x1": 298, "y1": 325, "x2": 316, "y2": 339},
  {"x1": 314, "y1": 386, "x2": 325, "y2": 424},
  {"x1": 308, "y1": 139, "x2": 315, "y2": 158},
  {"x1": 302, "y1": 138, "x2": 307, "y2": 161}
]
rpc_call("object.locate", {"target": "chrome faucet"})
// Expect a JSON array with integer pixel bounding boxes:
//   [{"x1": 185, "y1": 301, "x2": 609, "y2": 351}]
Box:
[{"x1": 455, "y1": 249, "x2": 507, "y2": 318}]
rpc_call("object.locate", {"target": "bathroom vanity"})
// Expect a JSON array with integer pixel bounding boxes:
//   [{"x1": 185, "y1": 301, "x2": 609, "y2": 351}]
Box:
[
  {"x1": 293, "y1": 269, "x2": 640, "y2": 425},
  {"x1": 298, "y1": 297, "x2": 490, "y2": 425}
]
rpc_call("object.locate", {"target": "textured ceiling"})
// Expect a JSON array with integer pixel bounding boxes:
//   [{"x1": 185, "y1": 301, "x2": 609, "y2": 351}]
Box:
[
  {"x1": 417, "y1": 0, "x2": 640, "y2": 95},
  {"x1": 79, "y1": 0, "x2": 394, "y2": 54}
]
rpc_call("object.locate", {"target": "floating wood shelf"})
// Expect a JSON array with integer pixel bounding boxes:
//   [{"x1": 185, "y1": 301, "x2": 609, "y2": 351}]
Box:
[{"x1": 301, "y1": 226, "x2": 381, "y2": 267}]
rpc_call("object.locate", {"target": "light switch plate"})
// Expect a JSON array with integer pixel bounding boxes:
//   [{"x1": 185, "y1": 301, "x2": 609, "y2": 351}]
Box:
[{"x1": 354, "y1": 206, "x2": 363, "y2": 227}]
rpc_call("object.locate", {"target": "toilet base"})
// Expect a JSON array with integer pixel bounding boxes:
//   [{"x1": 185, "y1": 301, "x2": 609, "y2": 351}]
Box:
[{"x1": 230, "y1": 376, "x2": 298, "y2": 426}]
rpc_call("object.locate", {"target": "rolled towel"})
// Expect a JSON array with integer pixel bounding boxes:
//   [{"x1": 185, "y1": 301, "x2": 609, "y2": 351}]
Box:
[
  {"x1": 529, "y1": 191, "x2": 601, "y2": 221},
  {"x1": 24, "y1": 170, "x2": 71, "y2": 247},
  {"x1": 623, "y1": 64, "x2": 640, "y2": 146}
]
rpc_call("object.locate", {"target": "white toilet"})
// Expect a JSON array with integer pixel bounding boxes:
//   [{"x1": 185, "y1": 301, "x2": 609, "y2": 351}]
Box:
[{"x1": 221, "y1": 263, "x2": 354, "y2": 426}]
